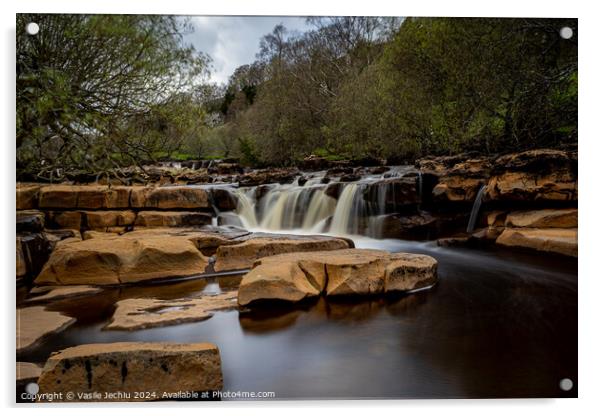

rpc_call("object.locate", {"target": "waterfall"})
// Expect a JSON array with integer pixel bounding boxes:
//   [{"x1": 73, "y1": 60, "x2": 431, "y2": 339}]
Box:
[
  {"x1": 329, "y1": 184, "x2": 366, "y2": 235},
  {"x1": 302, "y1": 189, "x2": 336, "y2": 231},
  {"x1": 232, "y1": 188, "x2": 258, "y2": 228},
  {"x1": 466, "y1": 185, "x2": 486, "y2": 233}
]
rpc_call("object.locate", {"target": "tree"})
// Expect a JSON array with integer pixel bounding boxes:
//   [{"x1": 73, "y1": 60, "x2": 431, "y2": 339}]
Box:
[{"x1": 16, "y1": 14, "x2": 210, "y2": 180}]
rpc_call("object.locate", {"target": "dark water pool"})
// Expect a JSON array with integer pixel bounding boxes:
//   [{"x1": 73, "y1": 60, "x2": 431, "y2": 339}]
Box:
[{"x1": 17, "y1": 240, "x2": 577, "y2": 400}]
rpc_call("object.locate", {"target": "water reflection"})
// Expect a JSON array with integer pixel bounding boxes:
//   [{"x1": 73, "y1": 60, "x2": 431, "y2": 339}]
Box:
[{"x1": 16, "y1": 244, "x2": 576, "y2": 399}]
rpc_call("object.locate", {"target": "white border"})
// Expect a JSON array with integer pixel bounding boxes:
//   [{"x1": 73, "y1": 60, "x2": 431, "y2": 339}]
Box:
[{"x1": 2, "y1": 1, "x2": 599, "y2": 414}]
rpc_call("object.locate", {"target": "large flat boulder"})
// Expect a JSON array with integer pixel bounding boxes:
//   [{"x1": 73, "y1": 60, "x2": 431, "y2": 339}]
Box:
[
  {"x1": 37, "y1": 342, "x2": 223, "y2": 401},
  {"x1": 17, "y1": 307, "x2": 75, "y2": 353},
  {"x1": 134, "y1": 211, "x2": 212, "y2": 228},
  {"x1": 35, "y1": 231, "x2": 209, "y2": 285},
  {"x1": 496, "y1": 228, "x2": 577, "y2": 257},
  {"x1": 105, "y1": 292, "x2": 237, "y2": 330},
  {"x1": 213, "y1": 235, "x2": 353, "y2": 272},
  {"x1": 238, "y1": 249, "x2": 437, "y2": 306},
  {"x1": 504, "y1": 209, "x2": 577, "y2": 228},
  {"x1": 131, "y1": 186, "x2": 211, "y2": 209}
]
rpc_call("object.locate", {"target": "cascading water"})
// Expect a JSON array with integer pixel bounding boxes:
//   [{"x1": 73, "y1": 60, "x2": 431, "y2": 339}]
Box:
[
  {"x1": 222, "y1": 166, "x2": 421, "y2": 238},
  {"x1": 466, "y1": 185, "x2": 487, "y2": 233}
]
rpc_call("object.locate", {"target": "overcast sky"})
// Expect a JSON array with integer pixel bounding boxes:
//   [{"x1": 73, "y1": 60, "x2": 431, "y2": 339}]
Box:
[{"x1": 184, "y1": 16, "x2": 310, "y2": 85}]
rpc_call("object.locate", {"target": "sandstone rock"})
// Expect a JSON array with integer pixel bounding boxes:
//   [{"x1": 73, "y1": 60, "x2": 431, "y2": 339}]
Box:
[
  {"x1": 237, "y1": 168, "x2": 299, "y2": 187},
  {"x1": 131, "y1": 186, "x2": 211, "y2": 209},
  {"x1": 486, "y1": 210, "x2": 507, "y2": 227},
  {"x1": 496, "y1": 228, "x2": 577, "y2": 257},
  {"x1": 17, "y1": 307, "x2": 75, "y2": 353},
  {"x1": 134, "y1": 211, "x2": 211, "y2": 228},
  {"x1": 238, "y1": 249, "x2": 438, "y2": 306},
  {"x1": 39, "y1": 185, "x2": 130, "y2": 209},
  {"x1": 105, "y1": 292, "x2": 237, "y2": 330},
  {"x1": 214, "y1": 236, "x2": 352, "y2": 272},
  {"x1": 209, "y1": 187, "x2": 238, "y2": 211},
  {"x1": 16, "y1": 184, "x2": 42, "y2": 209},
  {"x1": 85, "y1": 211, "x2": 136, "y2": 230},
  {"x1": 17, "y1": 233, "x2": 53, "y2": 280},
  {"x1": 504, "y1": 209, "x2": 577, "y2": 228},
  {"x1": 37, "y1": 342, "x2": 223, "y2": 401},
  {"x1": 362, "y1": 177, "x2": 419, "y2": 207},
  {"x1": 46, "y1": 211, "x2": 83, "y2": 229},
  {"x1": 17, "y1": 210, "x2": 45, "y2": 232},
  {"x1": 485, "y1": 149, "x2": 577, "y2": 202},
  {"x1": 16, "y1": 238, "x2": 27, "y2": 278},
  {"x1": 35, "y1": 232, "x2": 209, "y2": 285},
  {"x1": 17, "y1": 362, "x2": 42, "y2": 384}
]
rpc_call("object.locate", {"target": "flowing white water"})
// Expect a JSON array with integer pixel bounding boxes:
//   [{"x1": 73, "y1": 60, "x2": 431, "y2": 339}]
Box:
[
  {"x1": 466, "y1": 185, "x2": 487, "y2": 233},
  {"x1": 224, "y1": 165, "x2": 422, "y2": 238}
]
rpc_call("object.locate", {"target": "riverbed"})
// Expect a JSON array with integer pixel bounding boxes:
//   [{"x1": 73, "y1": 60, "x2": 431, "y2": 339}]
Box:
[{"x1": 17, "y1": 237, "x2": 577, "y2": 400}]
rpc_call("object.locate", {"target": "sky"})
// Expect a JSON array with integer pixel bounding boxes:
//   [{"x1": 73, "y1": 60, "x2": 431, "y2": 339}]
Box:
[{"x1": 184, "y1": 16, "x2": 310, "y2": 85}]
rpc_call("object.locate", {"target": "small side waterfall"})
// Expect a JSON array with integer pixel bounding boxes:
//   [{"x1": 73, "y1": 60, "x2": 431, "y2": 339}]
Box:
[
  {"x1": 329, "y1": 184, "x2": 362, "y2": 234},
  {"x1": 232, "y1": 188, "x2": 258, "y2": 228},
  {"x1": 466, "y1": 185, "x2": 487, "y2": 233}
]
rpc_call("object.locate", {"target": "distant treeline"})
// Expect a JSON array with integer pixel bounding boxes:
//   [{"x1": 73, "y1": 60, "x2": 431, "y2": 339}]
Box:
[{"x1": 17, "y1": 16, "x2": 577, "y2": 179}]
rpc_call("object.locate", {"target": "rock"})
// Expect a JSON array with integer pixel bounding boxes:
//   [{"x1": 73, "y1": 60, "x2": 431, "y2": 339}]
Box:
[
  {"x1": 362, "y1": 177, "x2": 419, "y2": 208},
  {"x1": 46, "y1": 211, "x2": 83, "y2": 229},
  {"x1": 17, "y1": 307, "x2": 75, "y2": 353},
  {"x1": 27, "y1": 286, "x2": 103, "y2": 303},
  {"x1": 35, "y1": 231, "x2": 209, "y2": 285},
  {"x1": 237, "y1": 168, "x2": 299, "y2": 187},
  {"x1": 39, "y1": 185, "x2": 131, "y2": 209},
  {"x1": 496, "y1": 228, "x2": 577, "y2": 257},
  {"x1": 16, "y1": 184, "x2": 42, "y2": 209},
  {"x1": 486, "y1": 210, "x2": 507, "y2": 227},
  {"x1": 36, "y1": 342, "x2": 223, "y2": 401},
  {"x1": 134, "y1": 211, "x2": 212, "y2": 228},
  {"x1": 300, "y1": 155, "x2": 331, "y2": 170},
  {"x1": 16, "y1": 210, "x2": 45, "y2": 232},
  {"x1": 340, "y1": 173, "x2": 361, "y2": 182},
  {"x1": 214, "y1": 236, "x2": 353, "y2": 272},
  {"x1": 216, "y1": 162, "x2": 243, "y2": 175},
  {"x1": 131, "y1": 186, "x2": 211, "y2": 209},
  {"x1": 431, "y1": 159, "x2": 492, "y2": 203},
  {"x1": 485, "y1": 149, "x2": 577, "y2": 202},
  {"x1": 504, "y1": 209, "x2": 577, "y2": 228},
  {"x1": 238, "y1": 249, "x2": 437, "y2": 306},
  {"x1": 209, "y1": 188, "x2": 238, "y2": 211},
  {"x1": 384, "y1": 253, "x2": 438, "y2": 292},
  {"x1": 17, "y1": 362, "x2": 42, "y2": 385},
  {"x1": 104, "y1": 292, "x2": 237, "y2": 330},
  {"x1": 16, "y1": 238, "x2": 27, "y2": 278},
  {"x1": 85, "y1": 211, "x2": 137, "y2": 231},
  {"x1": 17, "y1": 233, "x2": 53, "y2": 280}
]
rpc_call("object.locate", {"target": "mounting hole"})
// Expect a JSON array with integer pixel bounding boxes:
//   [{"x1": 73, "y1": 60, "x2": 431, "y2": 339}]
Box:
[
  {"x1": 559, "y1": 27, "x2": 573, "y2": 40},
  {"x1": 26, "y1": 22, "x2": 39, "y2": 35},
  {"x1": 559, "y1": 378, "x2": 573, "y2": 391},
  {"x1": 25, "y1": 382, "x2": 39, "y2": 395}
]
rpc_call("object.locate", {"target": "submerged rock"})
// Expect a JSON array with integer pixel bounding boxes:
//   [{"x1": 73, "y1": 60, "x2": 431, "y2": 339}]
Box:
[
  {"x1": 17, "y1": 307, "x2": 75, "y2": 353},
  {"x1": 238, "y1": 249, "x2": 437, "y2": 307},
  {"x1": 213, "y1": 235, "x2": 353, "y2": 272},
  {"x1": 105, "y1": 292, "x2": 237, "y2": 330},
  {"x1": 26, "y1": 286, "x2": 103, "y2": 303},
  {"x1": 37, "y1": 342, "x2": 223, "y2": 401},
  {"x1": 496, "y1": 228, "x2": 577, "y2": 257}
]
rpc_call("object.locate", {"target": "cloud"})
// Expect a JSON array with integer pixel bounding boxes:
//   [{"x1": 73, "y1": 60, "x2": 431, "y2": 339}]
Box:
[{"x1": 184, "y1": 16, "x2": 309, "y2": 84}]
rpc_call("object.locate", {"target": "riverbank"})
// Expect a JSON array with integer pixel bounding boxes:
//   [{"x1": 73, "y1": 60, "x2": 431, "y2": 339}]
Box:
[{"x1": 15, "y1": 147, "x2": 578, "y2": 400}]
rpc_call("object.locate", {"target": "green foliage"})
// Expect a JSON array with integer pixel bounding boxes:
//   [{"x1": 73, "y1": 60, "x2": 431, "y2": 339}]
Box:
[{"x1": 17, "y1": 14, "x2": 209, "y2": 180}]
